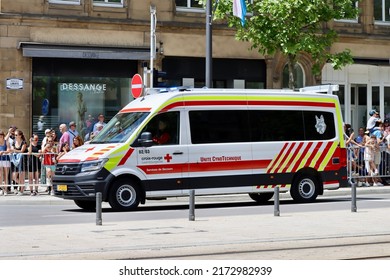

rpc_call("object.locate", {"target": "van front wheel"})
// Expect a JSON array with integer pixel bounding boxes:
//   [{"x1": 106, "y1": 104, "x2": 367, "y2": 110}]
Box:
[
  {"x1": 74, "y1": 200, "x2": 96, "y2": 211},
  {"x1": 109, "y1": 179, "x2": 141, "y2": 211},
  {"x1": 249, "y1": 192, "x2": 274, "y2": 203},
  {"x1": 291, "y1": 174, "x2": 318, "y2": 203}
]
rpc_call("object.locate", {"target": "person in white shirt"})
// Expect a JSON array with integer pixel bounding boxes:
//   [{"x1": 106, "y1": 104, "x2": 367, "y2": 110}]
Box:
[
  {"x1": 93, "y1": 114, "x2": 106, "y2": 133},
  {"x1": 366, "y1": 110, "x2": 381, "y2": 134}
]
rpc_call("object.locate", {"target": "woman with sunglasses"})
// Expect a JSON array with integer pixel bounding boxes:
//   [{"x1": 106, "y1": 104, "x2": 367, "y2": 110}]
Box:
[{"x1": 10, "y1": 129, "x2": 27, "y2": 195}]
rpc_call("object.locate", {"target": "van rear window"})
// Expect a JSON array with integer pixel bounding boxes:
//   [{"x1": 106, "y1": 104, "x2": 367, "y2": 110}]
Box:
[{"x1": 189, "y1": 110, "x2": 336, "y2": 144}]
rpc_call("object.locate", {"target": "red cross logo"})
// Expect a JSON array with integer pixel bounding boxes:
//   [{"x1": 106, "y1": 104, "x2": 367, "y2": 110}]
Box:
[{"x1": 164, "y1": 153, "x2": 172, "y2": 163}]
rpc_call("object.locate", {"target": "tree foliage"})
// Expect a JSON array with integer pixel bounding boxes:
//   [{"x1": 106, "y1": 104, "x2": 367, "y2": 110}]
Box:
[{"x1": 213, "y1": 0, "x2": 359, "y2": 89}]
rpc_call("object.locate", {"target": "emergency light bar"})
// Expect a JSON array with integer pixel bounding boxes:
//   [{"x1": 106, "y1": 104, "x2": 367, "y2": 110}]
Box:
[{"x1": 299, "y1": 84, "x2": 339, "y2": 95}]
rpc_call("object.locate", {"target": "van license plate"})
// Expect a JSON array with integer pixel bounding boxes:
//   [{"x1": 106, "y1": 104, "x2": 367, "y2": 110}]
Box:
[{"x1": 57, "y1": 185, "x2": 68, "y2": 191}]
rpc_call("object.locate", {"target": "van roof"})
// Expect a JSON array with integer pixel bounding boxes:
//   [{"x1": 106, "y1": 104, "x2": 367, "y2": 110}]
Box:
[{"x1": 120, "y1": 87, "x2": 340, "y2": 114}]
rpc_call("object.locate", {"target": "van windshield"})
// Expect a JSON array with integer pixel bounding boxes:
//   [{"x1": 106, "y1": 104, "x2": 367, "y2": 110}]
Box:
[{"x1": 90, "y1": 112, "x2": 149, "y2": 143}]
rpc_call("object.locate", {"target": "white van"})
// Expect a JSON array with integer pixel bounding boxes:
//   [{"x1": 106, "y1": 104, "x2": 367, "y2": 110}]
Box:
[{"x1": 53, "y1": 87, "x2": 347, "y2": 210}]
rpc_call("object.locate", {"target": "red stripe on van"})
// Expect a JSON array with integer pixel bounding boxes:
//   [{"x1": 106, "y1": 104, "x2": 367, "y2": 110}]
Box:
[
  {"x1": 290, "y1": 142, "x2": 314, "y2": 172},
  {"x1": 137, "y1": 164, "x2": 185, "y2": 174},
  {"x1": 160, "y1": 100, "x2": 335, "y2": 112},
  {"x1": 313, "y1": 142, "x2": 334, "y2": 170},
  {"x1": 281, "y1": 142, "x2": 304, "y2": 173},
  {"x1": 275, "y1": 142, "x2": 297, "y2": 173},
  {"x1": 120, "y1": 107, "x2": 151, "y2": 113},
  {"x1": 266, "y1": 143, "x2": 289, "y2": 172},
  {"x1": 189, "y1": 160, "x2": 271, "y2": 172},
  {"x1": 138, "y1": 159, "x2": 272, "y2": 175},
  {"x1": 306, "y1": 142, "x2": 323, "y2": 167},
  {"x1": 322, "y1": 146, "x2": 343, "y2": 171},
  {"x1": 249, "y1": 101, "x2": 335, "y2": 108},
  {"x1": 118, "y1": 148, "x2": 135, "y2": 166},
  {"x1": 58, "y1": 159, "x2": 81, "y2": 163}
]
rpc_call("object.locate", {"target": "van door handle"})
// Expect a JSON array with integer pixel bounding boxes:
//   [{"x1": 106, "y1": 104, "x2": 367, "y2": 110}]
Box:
[{"x1": 173, "y1": 152, "x2": 184, "y2": 155}]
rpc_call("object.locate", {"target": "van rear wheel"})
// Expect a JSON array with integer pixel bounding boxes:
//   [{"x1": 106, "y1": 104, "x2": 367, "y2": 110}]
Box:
[
  {"x1": 249, "y1": 192, "x2": 274, "y2": 203},
  {"x1": 109, "y1": 179, "x2": 140, "y2": 211},
  {"x1": 291, "y1": 174, "x2": 319, "y2": 203}
]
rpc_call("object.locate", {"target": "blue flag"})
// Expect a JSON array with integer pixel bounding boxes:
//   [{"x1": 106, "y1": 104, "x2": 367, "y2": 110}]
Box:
[{"x1": 233, "y1": 0, "x2": 247, "y2": 26}]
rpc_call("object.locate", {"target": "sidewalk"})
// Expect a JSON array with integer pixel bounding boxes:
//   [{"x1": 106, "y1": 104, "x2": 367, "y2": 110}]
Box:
[{"x1": 1, "y1": 186, "x2": 390, "y2": 260}]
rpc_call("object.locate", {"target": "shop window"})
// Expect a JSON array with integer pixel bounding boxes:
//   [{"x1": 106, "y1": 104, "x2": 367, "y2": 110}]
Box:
[
  {"x1": 374, "y1": 0, "x2": 390, "y2": 24},
  {"x1": 282, "y1": 63, "x2": 305, "y2": 89},
  {"x1": 32, "y1": 58, "x2": 136, "y2": 142}
]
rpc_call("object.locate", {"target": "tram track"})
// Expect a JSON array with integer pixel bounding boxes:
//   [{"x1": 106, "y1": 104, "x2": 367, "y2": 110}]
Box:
[{"x1": 130, "y1": 234, "x2": 390, "y2": 260}]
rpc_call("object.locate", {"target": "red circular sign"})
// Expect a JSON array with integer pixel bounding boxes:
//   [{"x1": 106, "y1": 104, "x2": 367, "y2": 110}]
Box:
[{"x1": 131, "y1": 74, "x2": 143, "y2": 98}]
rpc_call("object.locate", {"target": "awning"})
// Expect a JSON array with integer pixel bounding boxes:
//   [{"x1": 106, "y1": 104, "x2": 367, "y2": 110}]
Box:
[{"x1": 19, "y1": 42, "x2": 150, "y2": 60}]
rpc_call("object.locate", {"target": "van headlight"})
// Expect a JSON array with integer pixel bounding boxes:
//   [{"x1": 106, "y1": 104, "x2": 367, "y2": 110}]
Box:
[{"x1": 81, "y1": 159, "x2": 108, "y2": 173}]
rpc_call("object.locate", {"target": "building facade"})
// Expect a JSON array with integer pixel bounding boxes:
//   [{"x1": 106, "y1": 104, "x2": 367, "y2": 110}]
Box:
[{"x1": 0, "y1": 0, "x2": 389, "y2": 137}]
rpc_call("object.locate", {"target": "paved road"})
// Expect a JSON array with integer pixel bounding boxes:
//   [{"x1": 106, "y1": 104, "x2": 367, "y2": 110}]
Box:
[{"x1": 0, "y1": 186, "x2": 390, "y2": 260}]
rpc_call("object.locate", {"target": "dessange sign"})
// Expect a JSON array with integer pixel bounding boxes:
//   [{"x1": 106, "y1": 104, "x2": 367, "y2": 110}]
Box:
[{"x1": 59, "y1": 83, "x2": 107, "y2": 94}]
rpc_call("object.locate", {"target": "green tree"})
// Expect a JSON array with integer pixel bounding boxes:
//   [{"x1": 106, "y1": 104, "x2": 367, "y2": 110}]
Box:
[{"x1": 213, "y1": 0, "x2": 359, "y2": 89}]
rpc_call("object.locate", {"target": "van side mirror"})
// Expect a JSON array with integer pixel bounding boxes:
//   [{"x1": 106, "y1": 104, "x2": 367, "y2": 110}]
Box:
[{"x1": 138, "y1": 132, "x2": 153, "y2": 147}]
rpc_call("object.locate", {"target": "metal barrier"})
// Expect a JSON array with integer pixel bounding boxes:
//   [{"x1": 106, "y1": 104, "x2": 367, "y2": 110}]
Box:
[
  {"x1": 347, "y1": 145, "x2": 390, "y2": 187},
  {"x1": 2, "y1": 146, "x2": 388, "y2": 197},
  {"x1": 0, "y1": 152, "x2": 57, "y2": 195}
]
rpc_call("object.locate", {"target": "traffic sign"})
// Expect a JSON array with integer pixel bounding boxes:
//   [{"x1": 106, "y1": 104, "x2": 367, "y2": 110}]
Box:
[{"x1": 131, "y1": 74, "x2": 143, "y2": 98}]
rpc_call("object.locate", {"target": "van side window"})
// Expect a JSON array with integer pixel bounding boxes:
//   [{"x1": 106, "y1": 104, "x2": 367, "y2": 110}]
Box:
[
  {"x1": 142, "y1": 111, "x2": 180, "y2": 145},
  {"x1": 189, "y1": 110, "x2": 251, "y2": 144},
  {"x1": 249, "y1": 110, "x2": 336, "y2": 141},
  {"x1": 303, "y1": 111, "x2": 335, "y2": 140},
  {"x1": 250, "y1": 110, "x2": 304, "y2": 141}
]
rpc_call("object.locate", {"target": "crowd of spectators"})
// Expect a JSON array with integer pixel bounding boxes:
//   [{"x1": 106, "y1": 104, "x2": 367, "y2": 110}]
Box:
[
  {"x1": 345, "y1": 109, "x2": 390, "y2": 187},
  {"x1": 0, "y1": 120, "x2": 86, "y2": 196}
]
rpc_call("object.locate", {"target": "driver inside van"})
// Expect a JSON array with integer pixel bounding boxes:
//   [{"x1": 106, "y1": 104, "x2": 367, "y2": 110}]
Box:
[{"x1": 153, "y1": 119, "x2": 171, "y2": 145}]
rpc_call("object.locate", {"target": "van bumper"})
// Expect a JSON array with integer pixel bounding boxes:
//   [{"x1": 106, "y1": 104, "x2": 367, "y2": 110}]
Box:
[{"x1": 53, "y1": 168, "x2": 113, "y2": 201}]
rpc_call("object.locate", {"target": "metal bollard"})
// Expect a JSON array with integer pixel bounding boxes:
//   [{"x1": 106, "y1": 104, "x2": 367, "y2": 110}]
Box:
[
  {"x1": 351, "y1": 182, "x2": 357, "y2": 212},
  {"x1": 189, "y1": 190, "x2": 195, "y2": 221},
  {"x1": 274, "y1": 186, "x2": 280, "y2": 216},
  {"x1": 96, "y1": 192, "x2": 103, "y2": 225}
]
